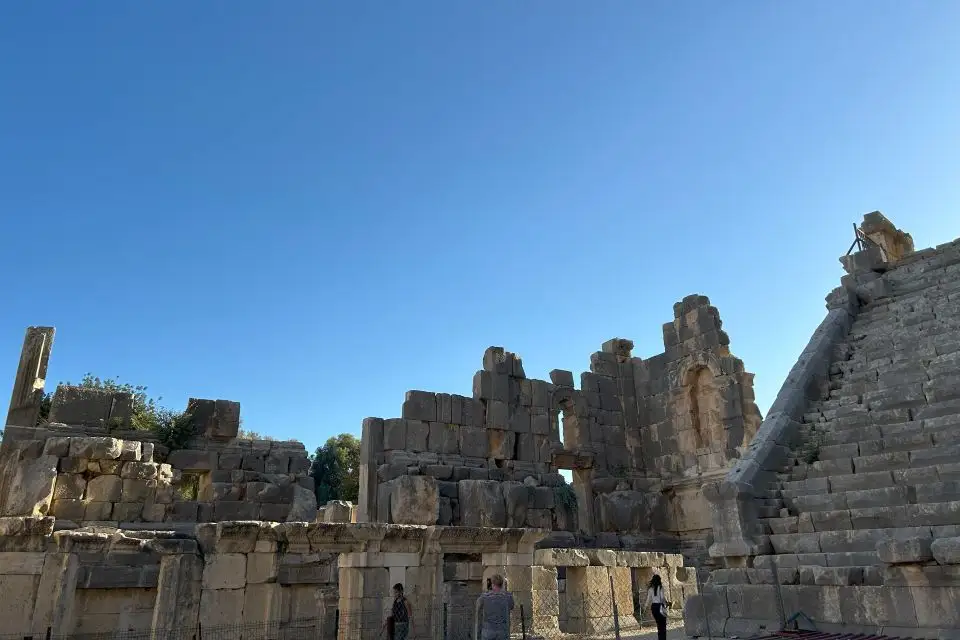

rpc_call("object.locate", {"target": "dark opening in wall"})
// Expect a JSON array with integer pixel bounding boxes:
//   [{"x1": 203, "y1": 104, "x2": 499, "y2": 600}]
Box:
[
  {"x1": 557, "y1": 408, "x2": 567, "y2": 446},
  {"x1": 177, "y1": 472, "x2": 203, "y2": 501}
]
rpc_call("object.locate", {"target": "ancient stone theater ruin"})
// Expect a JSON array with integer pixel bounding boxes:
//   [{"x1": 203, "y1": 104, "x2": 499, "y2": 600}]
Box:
[{"x1": 0, "y1": 211, "x2": 957, "y2": 638}]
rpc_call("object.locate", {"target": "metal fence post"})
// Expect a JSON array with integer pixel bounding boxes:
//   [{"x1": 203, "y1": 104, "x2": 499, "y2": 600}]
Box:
[
  {"x1": 520, "y1": 603, "x2": 527, "y2": 639},
  {"x1": 609, "y1": 573, "x2": 621, "y2": 640},
  {"x1": 694, "y1": 564, "x2": 713, "y2": 640}
]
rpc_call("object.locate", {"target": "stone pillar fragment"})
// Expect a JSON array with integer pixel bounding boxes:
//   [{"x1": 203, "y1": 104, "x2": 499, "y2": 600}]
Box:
[
  {"x1": 151, "y1": 553, "x2": 203, "y2": 636},
  {"x1": 5, "y1": 326, "x2": 54, "y2": 427},
  {"x1": 34, "y1": 552, "x2": 79, "y2": 636},
  {"x1": 357, "y1": 417, "x2": 383, "y2": 523},
  {"x1": 337, "y1": 556, "x2": 389, "y2": 640}
]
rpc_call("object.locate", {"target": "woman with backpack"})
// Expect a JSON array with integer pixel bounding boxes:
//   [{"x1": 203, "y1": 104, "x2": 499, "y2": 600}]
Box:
[
  {"x1": 645, "y1": 574, "x2": 671, "y2": 640},
  {"x1": 381, "y1": 583, "x2": 413, "y2": 640}
]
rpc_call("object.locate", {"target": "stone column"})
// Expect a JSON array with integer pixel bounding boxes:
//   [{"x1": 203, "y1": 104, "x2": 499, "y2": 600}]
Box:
[
  {"x1": 357, "y1": 417, "x2": 383, "y2": 523},
  {"x1": 572, "y1": 468, "x2": 595, "y2": 535},
  {"x1": 566, "y1": 565, "x2": 616, "y2": 635},
  {"x1": 5, "y1": 326, "x2": 54, "y2": 427},
  {"x1": 338, "y1": 553, "x2": 389, "y2": 640},
  {"x1": 151, "y1": 545, "x2": 202, "y2": 636},
  {"x1": 29, "y1": 551, "x2": 79, "y2": 636}
]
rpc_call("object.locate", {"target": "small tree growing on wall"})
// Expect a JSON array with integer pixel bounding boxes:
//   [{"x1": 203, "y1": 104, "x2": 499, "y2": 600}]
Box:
[
  {"x1": 310, "y1": 433, "x2": 360, "y2": 504},
  {"x1": 36, "y1": 374, "x2": 194, "y2": 451}
]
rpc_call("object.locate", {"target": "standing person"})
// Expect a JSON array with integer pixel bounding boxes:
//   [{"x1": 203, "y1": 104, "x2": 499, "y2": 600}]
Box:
[
  {"x1": 381, "y1": 583, "x2": 413, "y2": 640},
  {"x1": 645, "y1": 574, "x2": 670, "y2": 640},
  {"x1": 475, "y1": 574, "x2": 514, "y2": 640}
]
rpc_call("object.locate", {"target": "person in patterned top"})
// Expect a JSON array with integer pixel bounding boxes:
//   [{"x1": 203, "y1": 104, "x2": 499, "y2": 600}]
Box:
[{"x1": 381, "y1": 583, "x2": 413, "y2": 639}]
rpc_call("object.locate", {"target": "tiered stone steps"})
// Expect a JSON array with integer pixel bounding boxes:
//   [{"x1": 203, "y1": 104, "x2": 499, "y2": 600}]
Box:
[{"x1": 740, "y1": 256, "x2": 960, "y2": 589}]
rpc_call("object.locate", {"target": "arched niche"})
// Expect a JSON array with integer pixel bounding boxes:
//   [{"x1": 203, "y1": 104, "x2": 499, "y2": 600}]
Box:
[{"x1": 679, "y1": 359, "x2": 725, "y2": 452}]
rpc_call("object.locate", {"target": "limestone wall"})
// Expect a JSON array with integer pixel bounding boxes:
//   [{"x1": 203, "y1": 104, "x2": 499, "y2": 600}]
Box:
[
  {"x1": 358, "y1": 296, "x2": 762, "y2": 552},
  {"x1": 0, "y1": 426, "x2": 316, "y2": 526},
  {"x1": 0, "y1": 518, "x2": 342, "y2": 636},
  {"x1": 0, "y1": 518, "x2": 695, "y2": 638}
]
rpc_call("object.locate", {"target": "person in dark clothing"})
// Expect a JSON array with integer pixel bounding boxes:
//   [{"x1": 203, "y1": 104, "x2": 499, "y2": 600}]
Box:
[
  {"x1": 381, "y1": 583, "x2": 413, "y2": 640},
  {"x1": 645, "y1": 574, "x2": 670, "y2": 640}
]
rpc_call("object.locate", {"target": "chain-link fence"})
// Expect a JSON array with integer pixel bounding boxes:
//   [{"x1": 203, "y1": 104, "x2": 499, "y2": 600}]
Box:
[
  {"x1": 0, "y1": 596, "x2": 685, "y2": 640},
  {"x1": 0, "y1": 617, "x2": 326, "y2": 640}
]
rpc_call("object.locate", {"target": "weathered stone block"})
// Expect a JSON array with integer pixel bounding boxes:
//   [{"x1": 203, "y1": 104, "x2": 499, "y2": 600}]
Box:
[
  {"x1": 428, "y1": 422, "x2": 459, "y2": 454},
  {"x1": 42, "y1": 437, "x2": 71, "y2": 458},
  {"x1": 389, "y1": 475, "x2": 439, "y2": 525},
  {"x1": 531, "y1": 412, "x2": 551, "y2": 435},
  {"x1": 121, "y1": 461, "x2": 158, "y2": 480},
  {"x1": 166, "y1": 449, "x2": 217, "y2": 471},
  {"x1": 0, "y1": 551, "x2": 46, "y2": 576},
  {"x1": 246, "y1": 552, "x2": 278, "y2": 584},
  {"x1": 86, "y1": 475, "x2": 122, "y2": 502},
  {"x1": 50, "y1": 386, "x2": 133, "y2": 428},
  {"x1": 286, "y1": 484, "x2": 318, "y2": 522},
  {"x1": 458, "y1": 480, "x2": 506, "y2": 527},
  {"x1": 877, "y1": 537, "x2": 934, "y2": 564},
  {"x1": 122, "y1": 478, "x2": 154, "y2": 502},
  {"x1": 241, "y1": 454, "x2": 265, "y2": 472},
  {"x1": 69, "y1": 437, "x2": 123, "y2": 460},
  {"x1": 143, "y1": 503, "x2": 167, "y2": 522},
  {"x1": 503, "y1": 481, "x2": 532, "y2": 527},
  {"x1": 0, "y1": 574, "x2": 41, "y2": 632},
  {"x1": 3, "y1": 455, "x2": 58, "y2": 516},
  {"x1": 51, "y1": 498, "x2": 85, "y2": 521},
  {"x1": 932, "y1": 536, "x2": 960, "y2": 565},
  {"x1": 214, "y1": 501, "x2": 258, "y2": 521},
  {"x1": 169, "y1": 501, "x2": 199, "y2": 521},
  {"x1": 198, "y1": 587, "x2": 245, "y2": 628},
  {"x1": 406, "y1": 420, "x2": 429, "y2": 452},
  {"x1": 488, "y1": 429, "x2": 515, "y2": 460},
  {"x1": 402, "y1": 390, "x2": 437, "y2": 422},
  {"x1": 258, "y1": 503, "x2": 289, "y2": 522},
  {"x1": 550, "y1": 370, "x2": 574, "y2": 387},
  {"x1": 118, "y1": 440, "x2": 142, "y2": 461},
  {"x1": 52, "y1": 473, "x2": 86, "y2": 500},
  {"x1": 84, "y1": 501, "x2": 113, "y2": 521},
  {"x1": 212, "y1": 399, "x2": 241, "y2": 440},
  {"x1": 460, "y1": 427, "x2": 489, "y2": 458},
  {"x1": 383, "y1": 419, "x2": 407, "y2": 451},
  {"x1": 263, "y1": 452, "x2": 289, "y2": 474},
  {"x1": 113, "y1": 501, "x2": 143, "y2": 521},
  {"x1": 485, "y1": 400, "x2": 509, "y2": 430},
  {"x1": 318, "y1": 500, "x2": 349, "y2": 523}
]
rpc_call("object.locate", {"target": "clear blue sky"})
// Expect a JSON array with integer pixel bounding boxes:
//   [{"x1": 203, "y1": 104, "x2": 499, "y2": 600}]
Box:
[{"x1": 2, "y1": 2, "x2": 959, "y2": 454}]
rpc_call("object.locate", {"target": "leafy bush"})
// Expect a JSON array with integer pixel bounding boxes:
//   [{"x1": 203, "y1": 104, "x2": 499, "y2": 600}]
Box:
[{"x1": 554, "y1": 484, "x2": 578, "y2": 510}]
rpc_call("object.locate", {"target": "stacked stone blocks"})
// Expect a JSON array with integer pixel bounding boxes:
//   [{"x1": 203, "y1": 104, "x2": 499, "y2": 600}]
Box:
[{"x1": 0, "y1": 426, "x2": 315, "y2": 526}]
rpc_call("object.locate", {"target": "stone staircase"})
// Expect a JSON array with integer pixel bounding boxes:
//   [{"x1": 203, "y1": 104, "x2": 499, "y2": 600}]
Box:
[
  {"x1": 686, "y1": 227, "x2": 960, "y2": 637},
  {"x1": 746, "y1": 258, "x2": 960, "y2": 588}
]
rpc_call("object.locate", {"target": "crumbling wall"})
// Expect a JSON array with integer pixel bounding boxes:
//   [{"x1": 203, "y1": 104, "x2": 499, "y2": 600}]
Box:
[
  {"x1": 634, "y1": 296, "x2": 763, "y2": 537},
  {"x1": 357, "y1": 348, "x2": 579, "y2": 533},
  {"x1": 357, "y1": 296, "x2": 762, "y2": 556},
  {"x1": 0, "y1": 425, "x2": 315, "y2": 525}
]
